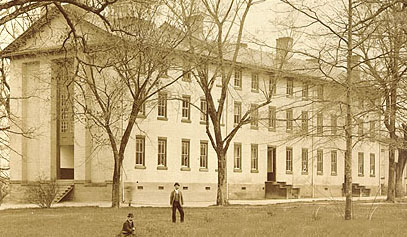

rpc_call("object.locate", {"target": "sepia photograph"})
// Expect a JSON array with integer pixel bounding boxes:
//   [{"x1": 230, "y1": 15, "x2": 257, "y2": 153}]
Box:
[{"x1": 0, "y1": 0, "x2": 407, "y2": 236}]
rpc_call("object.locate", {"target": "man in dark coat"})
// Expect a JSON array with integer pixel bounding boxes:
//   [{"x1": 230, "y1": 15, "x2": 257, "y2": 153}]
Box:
[
  {"x1": 121, "y1": 213, "x2": 135, "y2": 236},
  {"x1": 170, "y1": 182, "x2": 184, "y2": 223}
]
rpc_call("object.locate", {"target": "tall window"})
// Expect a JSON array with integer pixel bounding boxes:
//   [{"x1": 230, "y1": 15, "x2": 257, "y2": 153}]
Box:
[
  {"x1": 286, "y1": 109, "x2": 293, "y2": 132},
  {"x1": 269, "y1": 77, "x2": 277, "y2": 96},
  {"x1": 234, "y1": 68, "x2": 242, "y2": 88},
  {"x1": 136, "y1": 136, "x2": 145, "y2": 166},
  {"x1": 286, "y1": 147, "x2": 293, "y2": 173},
  {"x1": 269, "y1": 106, "x2": 276, "y2": 131},
  {"x1": 234, "y1": 102, "x2": 242, "y2": 125},
  {"x1": 302, "y1": 82, "x2": 309, "y2": 100},
  {"x1": 182, "y1": 65, "x2": 192, "y2": 81},
  {"x1": 200, "y1": 98, "x2": 207, "y2": 122},
  {"x1": 331, "y1": 150, "x2": 337, "y2": 175},
  {"x1": 369, "y1": 120, "x2": 375, "y2": 139},
  {"x1": 317, "y1": 113, "x2": 323, "y2": 136},
  {"x1": 358, "y1": 152, "x2": 364, "y2": 176},
  {"x1": 181, "y1": 96, "x2": 191, "y2": 120},
  {"x1": 157, "y1": 93, "x2": 167, "y2": 118},
  {"x1": 317, "y1": 149, "x2": 323, "y2": 175},
  {"x1": 286, "y1": 78, "x2": 294, "y2": 97},
  {"x1": 331, "y1": 114, "x2": 337, "y2": 135},
  {"x1": 358, "y1": 119, "x2": 364, "y2": 138},
  {"x1": 251, "y1": 73, "x2": 259, "y2": 91},
  {"x1": 139, "y1": 102, "x2": 146, "y2": 117},
  {"x1": 157, "y1": 138, "x2": 167, "y2": 167},
  {"x1": 251, "y1": 144, "x2": 258, "y2": 171},
  {"x1": 234, "y1": 143, "x2": 242, "y2": 170},
  {"x1": 370, "y1": 153, "x2": 375, "y2": 177},
  {"x1": 181, "y1": 140, "x2": 190, "y2": 168},
  {"x1": 250, "y1": 104, "x2": 259, "y2": 128},
  {"x1": 317, "y1": 85, "x2": 324, "y2": 100},
  {"x1": 302, "y1": 148, "x2": 308, "y2": 174},
  {"x1": 200, "y1": 141, "x2": 208, "y2": 169},
  {"x1": 301, "y1": 111, "x2": 308, "y2": 133}
]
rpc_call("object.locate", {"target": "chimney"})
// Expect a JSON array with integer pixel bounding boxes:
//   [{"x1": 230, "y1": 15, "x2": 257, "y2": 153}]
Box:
[
  {"x1": 186, "y1": 14, "x2": 204, "y2": 39},
  {"x1": 276, "y1": 37, "x2": 293, "y2": 62}
]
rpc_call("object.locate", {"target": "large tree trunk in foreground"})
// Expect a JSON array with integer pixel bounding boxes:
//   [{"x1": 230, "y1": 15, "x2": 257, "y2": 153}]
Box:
[
  {"x1": 395, "y1": 155, "x2": 406, "y2": 198},
  {"x1": 216, "y1": 152, "x2": 228, "y2": 206},
  {"x1": 387, "y1": 146, "x2": 396, "y2": 202},
  {"x1": 111, "y1": 157, "x2": 122, "y2": 208}
]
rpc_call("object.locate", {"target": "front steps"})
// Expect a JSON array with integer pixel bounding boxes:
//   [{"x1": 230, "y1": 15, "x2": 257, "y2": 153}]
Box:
[
  {"x1": 342, "y1": 183, "x2": 371, "y2": 197},
  {"x1": 53, "y1": 183, "x2": 74, "y2": 203},
  {"x1": 265, "y1": 181, "x2": 300, "y2": 199}
]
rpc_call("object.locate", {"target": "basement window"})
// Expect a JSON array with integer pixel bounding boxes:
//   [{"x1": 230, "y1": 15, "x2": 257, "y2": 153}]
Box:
[
  {"x1": 205, "y1": 187, "x2": 211, "y2": 190},
  {"x1": 158, "y1": 186, "x2": 164, "y2": 190},
  {"x1": 137, "y1": 186, "x2": 143, "y2": 190},
  {"x1": 183, "y1": 186, "x2": 188, "y2": 190},
  {"x1": 241, "y1": 187, "x2": 247, "y2": 190}
]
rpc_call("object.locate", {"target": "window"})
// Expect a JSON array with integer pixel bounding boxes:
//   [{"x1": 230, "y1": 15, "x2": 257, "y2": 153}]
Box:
[
  {"x1": 234, "y1": 143, "x2": 242, "y2": 170},
  {"x1": 200, "y1": 98, "x2": 207, "y2": 122},
  {"x1": 302, "y1": 148, "x2": 308, "y2": 174},
  {"x1": 234, "y1": 68, "x2": 242, "y2": 88},
  {"x1": 269, "y1": 106, "x2": 276, "y2": 131},
  {"x1": 251, "y1": 73, "x2": 259, "y2": 91},
  {"x1": 286, "y1": 109, "x2": 293, "y2": 132},
  {"x1": 234, "y1": 102, "x2": 242, "y2": 125},
  {"x1": 358, "y1": 119, "x2": 364, "y2": 138},
  {"x1": 200, "y1": 141, "x2": 208, "y2": 169},
  {"x1": 369, "y1": 120, "x2": 375, "y2": 139},
  {"x1": 301, "y1": 111, "x2": 308, "y2": 133},
  {"x1": 182, "y1": 64, "x2": 192, "y2": 81},
  {"x1": 358, "y1": 152, "x2": 364, "y2": 176},
  {"x1": 139, "y1": 102, "x2": 146, "y2": 117},
  {"x1": 331, "y1": 115, "x2": 337, "y2": 135},
  {"x1": 136, "y1": 136, "x2": 145, "y2": 166},
  {"x1": 158, "y1": 138, "x2": 167, "y2": 167},
  {"x1": 331, "y1": 150, "x2": 337, "y2": 175},
  {"x1": 250, "y1": 104, "x2": 259, "y2": 129},
  {"x1": 251, "y1": 144, "x2": 259, "y2": 172},
  {"x1": 317, "y1": 85, "x2": 324, "y2": 100},
  {"x1": 269, "y1": 76, "x2": 277, "y2": 96},
  {"x1": 181, "y1": 96, "x2": 191, "y2": 120},
  {"x1": 286, "y1": 147, "x2": 293, "y2": 173},
  {"x1": 286, "y1": 78, "x2": 294, "y2": 97},
  {"x1": 157, "y1": 93, "x2": 167, "y2": 118},
  {"x1": 181, "y1": 140, "x2": 190, "y2": 168},
  {"x1": 317, "y1": 149, "x2": 323, "y2": 175},
  {"x1": 302, "y1": 82, "x2": 309, "y2": 100},
  {"x1": 317, "y1": 113, "x2": 323, "y2": 136},
  {"x1": 370, "y1": 153, "x2": 375, "y2": 177}
]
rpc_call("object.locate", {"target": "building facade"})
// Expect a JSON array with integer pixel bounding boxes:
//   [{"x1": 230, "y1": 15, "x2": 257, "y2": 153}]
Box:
[{"x1": 3, "y1": 5, "x2": 392, "y2": 205}]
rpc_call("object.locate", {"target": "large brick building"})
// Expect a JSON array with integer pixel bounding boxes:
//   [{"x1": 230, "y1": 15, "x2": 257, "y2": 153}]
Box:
[{"x1": 3, "y1": 4, "x2": 392, "y2": 205}]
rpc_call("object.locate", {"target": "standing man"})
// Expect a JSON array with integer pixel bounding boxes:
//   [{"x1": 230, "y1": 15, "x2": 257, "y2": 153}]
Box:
[{"x1": 170, "y1": 182, "x2": 184, "y2": 223}]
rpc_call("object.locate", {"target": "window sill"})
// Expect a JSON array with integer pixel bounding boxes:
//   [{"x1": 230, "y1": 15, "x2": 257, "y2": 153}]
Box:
[
  {"x1": 181, "y1": 119, "x2": 191, "y2": 123},
  {"x1": 331, "y1": 173, "x2": 337, "y2": 176},
  {"x1": 215, "y1": 169, "x2": 218, "y2": 172},
  {"x1": 137, "y1": 114, "x2": 147, "y2": 119},
  {"x1": 233, "y1": 168, "x2": 242, "y2": 173},
  {"x1": 286, "y1": 171, "x2": 293, "y2": 175},
  {"x1": 220, "y1": 123, "x2": 225, "y2": 127},
  {"x1": 234, "y1": 86, "x2": 242, "y2": 91},
  {"x1": 251, "y1": 89, "x2": 259, "y2": 93},
  {"x1": 317, "y1": 172, "x2": 323, "y2": 176},
  {"x1": 286, "y1": 94, "x2": 293, "y2": 98},
  {"x1": 199, "y1": 168, "x2": 208, "y2": 172},
  {"x1": 135, "y1": 165, "x2": 146, "y2": 169},
  {"x1": 157, "y1": 116, "x2": 168, "y2": 121},
  {"x1": 268, "y1": 128, "x2": 276, "y2": 132},
  {"x1": 370, "y1": 175, "x2": 376, "y2": 178},
  {"x1": 216, "y1": 84, "x2": 222, "y2": 88},
  {"x1": 180, "y1": 167, "x2": 191, "y2": 171},
  {"x1": 301, "y1": 172, "x2": 308, "y2": 175},
  {"x1": 250, "y1": 126, "x2": 259, "y2": 130},
  {"x1": 200, "y1": 121, "x2": 208, "y2": 125},
  {"x1": 182, "y1": 79, "x2": 192, "y2": 83},
  {"x1": 286, "y1": 130, "x2": 293, "y2": 133},
  {"x1": 358, "y1": 174, "x2": 364, "y2": 177},
  {"x1": 157, "y1": 166, "x2": 168, "y2": 170},
  {"x1": 250, "y1": 169, "x2": 258, "y2": 173}
]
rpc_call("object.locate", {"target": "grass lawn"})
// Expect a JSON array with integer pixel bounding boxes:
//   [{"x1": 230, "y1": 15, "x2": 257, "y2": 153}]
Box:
[{"x1": 1, "y1": 201, "x2": 407, "y2": 236}]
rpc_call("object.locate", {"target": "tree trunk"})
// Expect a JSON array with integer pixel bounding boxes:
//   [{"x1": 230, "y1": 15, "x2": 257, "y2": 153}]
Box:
[
  {"x1": 395, "y1": 149, "x2": 407, "y2": 198},
  {"x1": 216, "y1": 152, "x2": 228, "y2": 206},
  {"x1": 387, "y1": 146, "x2": 396, "y2": 202},
  {"x1": 111, "y1": 156, "x2": 122, "y2": 208}
]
